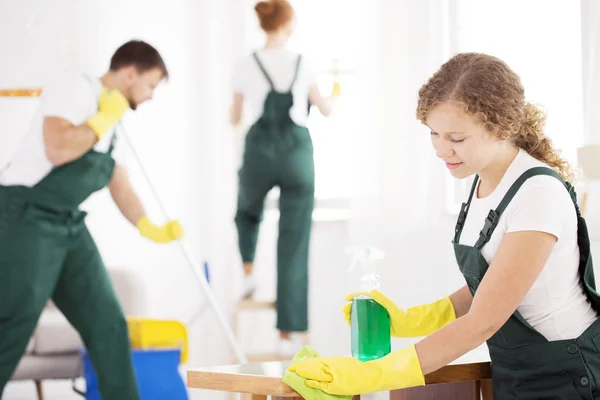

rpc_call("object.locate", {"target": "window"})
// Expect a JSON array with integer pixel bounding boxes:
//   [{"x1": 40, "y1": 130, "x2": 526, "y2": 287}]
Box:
[{"x1": 445, "y1": 0, "x2": 583, "y2": 213}]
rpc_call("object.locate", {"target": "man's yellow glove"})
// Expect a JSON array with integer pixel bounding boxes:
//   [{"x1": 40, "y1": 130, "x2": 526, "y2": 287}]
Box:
[
  {"x1": 287, "y1": 345, "x2": 425, "y2": 395},
  {"x1": 136, "y1": 216, "x2": 184, "y2": 243},
  {"x1": 86, "y1": 88, "x2": 130, "y2": 141},
  {"x1": 343, "y1": 290, "x2": 456, "y2": 337}
]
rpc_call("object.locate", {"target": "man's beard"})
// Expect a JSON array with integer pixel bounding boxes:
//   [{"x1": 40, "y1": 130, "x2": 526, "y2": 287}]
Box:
[{"x1": 129, "y1": 99, "x2": 137, "y2": 111}]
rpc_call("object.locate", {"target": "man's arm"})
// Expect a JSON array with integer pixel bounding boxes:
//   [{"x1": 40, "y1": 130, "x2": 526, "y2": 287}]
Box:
[
  {"x1": 43, "y1": 117, "x2": 98, "y2": 166},
  {"x1": 43, "y1": 87, "x2": 130, "y2": 166},
  {"x1": 108, "y1": 164, "x2": 184, "y2": 243},
  {"x1": 108, "y1": 163, "x2": 146, "y2": 226}
]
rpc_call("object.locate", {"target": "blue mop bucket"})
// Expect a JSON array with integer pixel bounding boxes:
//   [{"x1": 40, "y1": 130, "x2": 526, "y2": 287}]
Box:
[{"x1": 82, "y1": 348, "x2": 188, "y2": 400}]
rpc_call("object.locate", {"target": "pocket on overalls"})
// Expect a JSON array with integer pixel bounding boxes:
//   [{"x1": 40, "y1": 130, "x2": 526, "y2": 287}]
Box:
[
  {"x1": 491, "y1": 357, "x2": 587, "y2": 400},
  {"x1": 558, "y1": 365, "x2": 592, "y2": 400},
  {"x1": 291, "y1": 125, "x2": 313, "y2": 152},
  {"x1": 590, "y1": 330, "x2": 600, "y2": 352},
  {"x1": 584, "y1": 331, "x2": 600, "y2": 394},
  {"x1": 92, "y1": 154, "x2": 115, "y2": 192}
]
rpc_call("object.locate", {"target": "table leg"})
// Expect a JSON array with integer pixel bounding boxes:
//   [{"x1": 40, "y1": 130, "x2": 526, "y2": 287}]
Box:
[
  {"x1": 271, "y1": 397, "x2": 302, "y2": 400},
  {"x1": 270, "y1": 395, "x2": 360, "y2": 400},
  {"x1": 480, "y1": 379, "x2": 493, "y2": 400},
  {"x1": 240, "y1": 394, "x2": 267, "y2": 400},
  {"x1": 272, "y1": 397, "x2": 355, "y2": 400}
]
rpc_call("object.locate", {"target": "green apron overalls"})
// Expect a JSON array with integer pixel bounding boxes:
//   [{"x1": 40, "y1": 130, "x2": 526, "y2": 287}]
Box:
[
  {"x1": 454, "y1": 167, "x2": 600, "y2": 399},
  {"x1": 0, "y1": 133, "x2": 140, "y2": 399},
  {"x1": 235, "y1": 52, "x2": 314, "y2": 332}
]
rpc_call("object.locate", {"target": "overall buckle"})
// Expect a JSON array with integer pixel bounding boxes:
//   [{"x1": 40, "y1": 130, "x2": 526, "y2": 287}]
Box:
[
  {"x1": 455, "y1": 203, "x2": 468, "y2": 233},
  {"x1": 479, "y1": 209, "x2": 500, "y2": 242}
]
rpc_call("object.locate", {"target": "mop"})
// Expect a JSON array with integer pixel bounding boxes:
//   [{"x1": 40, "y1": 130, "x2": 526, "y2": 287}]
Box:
[
  {"x1": 0, "y1": 88, "x2": 247, "y2": 364},
  {"x1": 118, "y1": 122, "x2": 248, "y2": 364}
]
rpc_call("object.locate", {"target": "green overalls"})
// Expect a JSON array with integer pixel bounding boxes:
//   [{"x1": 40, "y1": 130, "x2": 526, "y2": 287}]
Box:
[
  {"x1": 454, "y1": 167, "x2": 600, "y2": 399},
  {"x1": 235, "y1": 52, "x2": 314, "y2": 332},
  {"x1": 0, "y1": 134, "x2": 140, "y2": 399}
]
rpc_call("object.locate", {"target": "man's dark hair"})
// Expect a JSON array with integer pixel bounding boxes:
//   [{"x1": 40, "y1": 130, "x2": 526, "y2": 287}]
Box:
[{"x1": 109, "y1": 40, "x2": 169, "y2": 79}]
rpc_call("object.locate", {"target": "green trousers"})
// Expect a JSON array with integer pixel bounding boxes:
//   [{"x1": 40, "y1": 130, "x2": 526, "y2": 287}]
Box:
[
  {"x1": 0, "y1": 190, "x2": 139, "y2": 399},
  {"x1": 235, "y1": 125, "x2": 315, "y2": 332}
]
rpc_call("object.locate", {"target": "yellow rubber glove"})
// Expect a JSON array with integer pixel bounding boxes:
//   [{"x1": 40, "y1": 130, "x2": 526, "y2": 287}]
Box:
[
  {"x1": 86, "y1": 88, "x2": 130, "y2": 140},
  {"x1": 136, "y1": 216, "x2": 184, "y2": 243},
  {"x1": 287, "y1": 345, "x2": 425, "y2": 395},
  {"x1": 330, "y1": 81, "x2": 341, "y2": 97},
  {"x1": 343, "y1": 290, "x2": 456, "y2": 337}
]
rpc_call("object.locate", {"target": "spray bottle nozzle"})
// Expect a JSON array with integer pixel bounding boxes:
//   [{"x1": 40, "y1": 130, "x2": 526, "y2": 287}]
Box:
[
  {"x1": 346, "y1": 246, "x2": 385, "y2": 272},
  {"x1": 346, "y1": 246, "x2": 385, "y2": 292}
]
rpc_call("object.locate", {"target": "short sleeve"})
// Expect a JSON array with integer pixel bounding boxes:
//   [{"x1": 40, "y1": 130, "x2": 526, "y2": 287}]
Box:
[
  {"x1": 505, "y1": 177, "x2": 570, "y2": 239},
  {"x1": 111, "y1": 134, "x2": 128, "y2": 165},
  {"x1": 100, "y1": 124, "x2": 128, "y2": 165},
  {"x1": 302, "y1": 57, "x2": 319, "y2": 87},
  {"x1": 41, "y1": 75, "x2": 97, "y2": 126}
]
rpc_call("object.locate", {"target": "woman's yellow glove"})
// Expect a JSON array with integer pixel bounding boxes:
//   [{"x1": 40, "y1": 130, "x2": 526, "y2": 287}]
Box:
[
  {"x1": 330, "y1": 81, "x2": 341, "y2": 97},
  {"x1": 343, "y1": 290, "x2": 456, "y2": 337},
  {"x1": 136, "y1": 216, "x2": 184, "y2": 243},
  {"x1": 287, "y1": 345, "x2": 425, "y2": 395}
]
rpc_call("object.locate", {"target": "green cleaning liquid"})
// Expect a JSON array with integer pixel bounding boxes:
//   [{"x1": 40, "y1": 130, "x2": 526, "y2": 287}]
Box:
[{"x1": 351, "y1": 297, "x2": 391, "y2": 361}]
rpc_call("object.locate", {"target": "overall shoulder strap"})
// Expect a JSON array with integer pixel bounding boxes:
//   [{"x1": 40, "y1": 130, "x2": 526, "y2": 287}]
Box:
[
  {"x1": 454, "y1": 175, "x2": 479, "y2": 243},
  {"x1": 288, "y1": 55, "x2": 302, "y2": 92},
  {"x1": 252, "y1": 52, "x2": 275, "y2": 89},
  {"x1": 108, "y1": 125, "x2": 119, "y2": 154},
  {"x1": 474, "y1": 167, "x2": 564, "y2": 249}
]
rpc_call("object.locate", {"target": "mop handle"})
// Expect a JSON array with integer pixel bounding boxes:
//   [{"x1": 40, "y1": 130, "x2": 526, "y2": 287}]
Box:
[{"x1": 117, "y1": 123, "x2": 248, "y2": 364}]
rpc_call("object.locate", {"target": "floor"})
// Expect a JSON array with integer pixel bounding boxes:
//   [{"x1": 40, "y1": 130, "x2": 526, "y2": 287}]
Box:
[{"x1": 3, "y1": 378, "x2": 227, "y2": 400}]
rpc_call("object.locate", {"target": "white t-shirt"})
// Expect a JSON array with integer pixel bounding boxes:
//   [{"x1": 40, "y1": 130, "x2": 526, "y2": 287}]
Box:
[
  {"x1": 459, "y1": 148, "x2": 598, "y2": 341},
  {"x1": 0, "y1": 74, "x2": 125, "y2": 187},
  {"x1": 232, "y1": 48, "x2": 318, "y2": 127}
]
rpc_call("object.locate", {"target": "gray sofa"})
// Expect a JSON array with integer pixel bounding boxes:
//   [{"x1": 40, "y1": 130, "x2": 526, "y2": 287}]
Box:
[{"x1": 9, "y1": 267, "x2": 148, "y2": 399}]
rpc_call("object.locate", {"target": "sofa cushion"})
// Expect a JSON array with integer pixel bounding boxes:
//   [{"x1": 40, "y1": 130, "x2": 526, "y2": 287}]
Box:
[
  {"x1": 25, "y1": 337, "x2": 35, "y2": 354},
  {"x1": 33, "y1": 310, "x2": 83, "y2": 355},
  {"x1": 11, "y1": 353, "x2": 82, "y2": 381}
]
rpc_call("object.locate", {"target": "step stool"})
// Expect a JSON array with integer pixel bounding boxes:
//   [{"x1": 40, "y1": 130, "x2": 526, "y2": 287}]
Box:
[{"x1": 232, "y1": 299, "x2": 309, "y2": 362}]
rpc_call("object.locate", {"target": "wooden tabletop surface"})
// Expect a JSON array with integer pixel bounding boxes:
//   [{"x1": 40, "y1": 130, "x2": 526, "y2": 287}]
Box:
[{"x1": 187, "y1": 347, "x2": 491, "y2": 397}]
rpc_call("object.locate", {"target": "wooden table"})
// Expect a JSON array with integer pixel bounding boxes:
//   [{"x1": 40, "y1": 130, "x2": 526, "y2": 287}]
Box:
[{"x1": 187, "y1": 349, "x2": 493, "y2": 399}]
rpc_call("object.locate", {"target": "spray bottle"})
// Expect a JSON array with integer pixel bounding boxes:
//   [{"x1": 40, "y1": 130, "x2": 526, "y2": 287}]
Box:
[{"x1": 347, "y1": 246, "x2": 391, "y2": 361}]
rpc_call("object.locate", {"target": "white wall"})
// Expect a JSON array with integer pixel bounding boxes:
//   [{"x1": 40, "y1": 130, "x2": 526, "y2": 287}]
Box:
[
  {"x1": 1, "y1": 1, "x2": 246, "y2": 398},
  {"x1": 246, "y1": 0, "x2": 464, "y2": 361},
  {"x1": 1, "y1": 0, "x2": 451, "y2": 386},
  {"x1": 580, "y1": 0, "x2": 600, "y2": 267},
  {"x1": 581, "y1": 0, "x2": 600, "y2": 145},
  {"x1": 3, "y1": 1, "x2": 598, "y2": 399}
]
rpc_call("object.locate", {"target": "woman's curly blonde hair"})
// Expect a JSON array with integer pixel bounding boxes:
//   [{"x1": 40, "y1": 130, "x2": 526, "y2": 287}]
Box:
[{"x1": 416, "y1": 52, "x2": 574, "y2": 182}]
